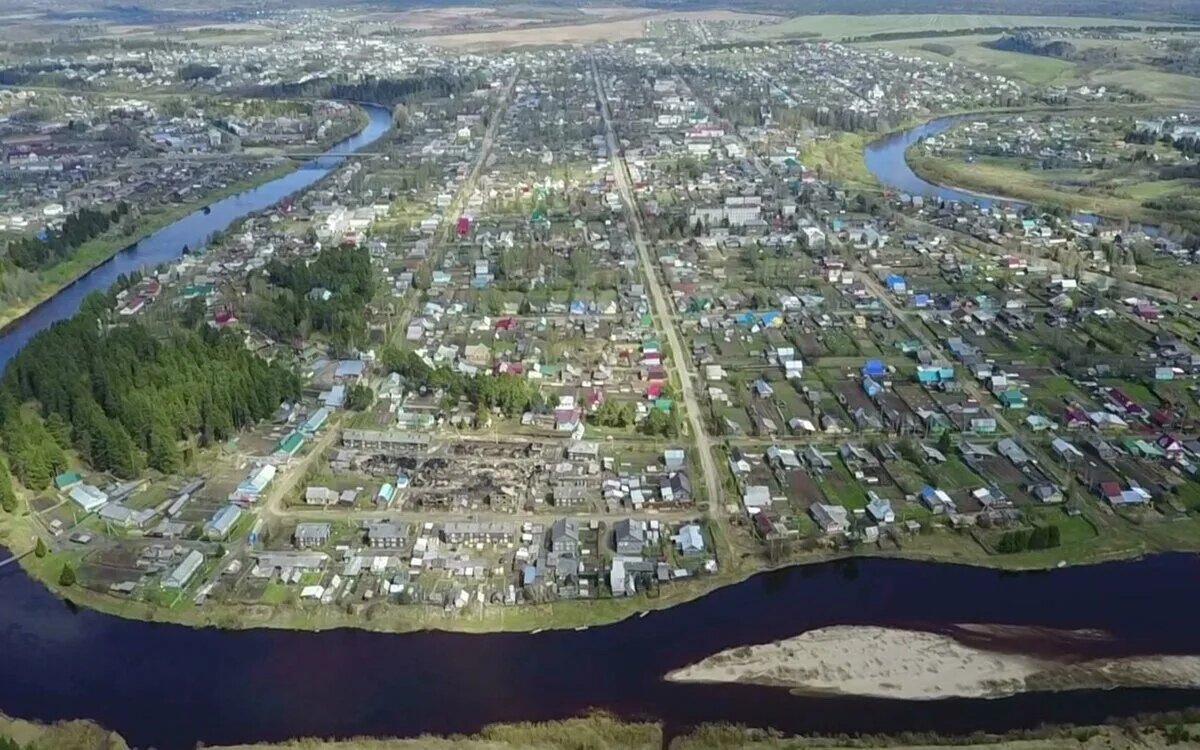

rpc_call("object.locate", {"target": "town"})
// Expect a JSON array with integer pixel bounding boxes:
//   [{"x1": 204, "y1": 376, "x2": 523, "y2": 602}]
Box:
[{"x1": 2, "y1": 5, "x2": 1200, "y2": 636}]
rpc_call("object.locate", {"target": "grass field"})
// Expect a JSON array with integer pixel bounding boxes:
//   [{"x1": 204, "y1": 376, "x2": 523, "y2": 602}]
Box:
[
  {"x1": 800, "y1": 133, "x2": 878, "y2": 189},
  {"x1": 746, "y1": 14, "x2": 1156, "y2": 41},
  {"x1": 871, "y1": 35, "x2": 1080, "y2": 85}
]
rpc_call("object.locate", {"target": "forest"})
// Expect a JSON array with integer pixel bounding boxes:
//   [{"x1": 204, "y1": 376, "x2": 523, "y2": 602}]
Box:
[
  {"x1": 239, "y1": 72, "x2": 488, "y2": 108},
  {"x1": 4, "y1": 202, "x2": 130, "y2": 271},
  {"x1": 0, "y1": 292, "x2": 300, "y2": 488},
  {"x1": 249, "y1": 246, "x2": 376, "y2": 353}
]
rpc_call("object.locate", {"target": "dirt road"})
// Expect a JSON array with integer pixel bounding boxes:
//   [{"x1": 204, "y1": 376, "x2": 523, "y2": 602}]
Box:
[{"x1": 590, "y1": 56, "x2": 723, "y2": 511}]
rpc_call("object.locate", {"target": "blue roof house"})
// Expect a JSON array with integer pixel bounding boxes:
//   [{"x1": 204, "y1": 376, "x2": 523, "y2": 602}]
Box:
[{"x1": 862, "y1": 359, "x2": 886, "y2": 379}]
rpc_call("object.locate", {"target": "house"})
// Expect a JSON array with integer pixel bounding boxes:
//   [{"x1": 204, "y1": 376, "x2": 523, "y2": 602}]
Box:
[
  {"x1": 305, "y1": 486, "x2": 338, "y2": 505},
  {"x1": 810, "y1": 503, "x2": 850, "y2": 534},
  {"x1": 204, "y1": 504, "x2": 243, "y2": 539},
  {"x1": 442, "y1": 522, "x2": 514, "y2": 545},
  {"x1": 294, "y1": 522, "x2": 331, "y2": 548},
  {"x1": 98, "y1": 503, "x2": 150, "y2": 529},
  {"x1": 866, "y1": 495, "x2": 895, "y2": 524},
  {"x1": 230, "y1": 464, "x2": 276, "y2": 503},
  {"x1": 164, "y1": 550, "x2": 204, "y2": 590},
  {"x1": 663, "y1": 448, "x2": 686, "y2": 472},
  {"x1": 68, "y1": 483, "x2": 108, "y2": 513},
  {"x1": 742, "y1": 485, "x2": 772, "y2": 512},
  {"x1": 1098, "y1": 481, "x2": 1151, "y2": 506},
  {"x1": 366, "y1": 522, "x2": 405, "y2": 548},
  {"x1": 1028, "y1": 483, "x2": 1064, "y2": 504},
  {"x1": 673, "y1": 524, "x2": 704, "y2": 554},
  {"x1": 54, "y1": 471, "x2": 82, "y2": 490},
  {"x1": 1051, "y1": 437, "x2": 1084, "y2": 463},
  {"x1": 550, "y1": 518, "x2": 580, "y2": 555},
  {"x1": 997, "y1": 438, "x2": 1031, "y2": 466},
  {"x1": 920, "y1": 486, "x2": 956, "y2": 513},
  {"x1": 567, "y1": 440, "x2": 601, "y2": 461},
  {"x1": 660, "y1": 471, "x2": 693, "y2": 503},
  {"x1": 613, "y1": 519, "x2": 645, "y2": 555}
]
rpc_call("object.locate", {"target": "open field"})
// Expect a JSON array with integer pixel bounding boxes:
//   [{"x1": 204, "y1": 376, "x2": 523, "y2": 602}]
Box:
[
  {"x1": 800, "y1": 133, "x2": 878, "y2": 189},
  {"x1": 863, "y1": 32, "x2": 1200, "y2": 105},
  {"x1": 870, "y1": 35, "x2": 1080, "y2": 85},
  {"x1": 666, "y1": 625, "x2": 1200, "y2": 700},
  {"x1": 420, "y1": 11, "x2": 776, "y2": 49},
  {"x1": 746, "y1": 14, "x2": 1165, "y2": 41}
]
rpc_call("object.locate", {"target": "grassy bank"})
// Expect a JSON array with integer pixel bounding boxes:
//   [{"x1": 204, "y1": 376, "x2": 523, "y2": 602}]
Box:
[
  {"x1": 0, "y1": 712, "x2": 127, "y2": 750},
  {"x1": 0, "y1": 160, "x2": 296, "y2": 332},
  {"x1": 9, "y1": 710, "x2": 1200, "y2": 750},
  {"x1": 906, "y1": 151, "x2": 1200, "y2": 230}
]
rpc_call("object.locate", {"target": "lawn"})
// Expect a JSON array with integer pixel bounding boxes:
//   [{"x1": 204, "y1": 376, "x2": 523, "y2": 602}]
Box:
[
  {"x1": 937, "y1": 458, "x2": 982, "y2": 491},
  {"x1": 820, "y1": 466, "x2": 869, "y2": 510}
]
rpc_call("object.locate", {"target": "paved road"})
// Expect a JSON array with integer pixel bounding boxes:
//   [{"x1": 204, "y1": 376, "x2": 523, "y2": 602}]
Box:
[{"x1": 590, "y1": 56, "x2": 724, "y2": 510}]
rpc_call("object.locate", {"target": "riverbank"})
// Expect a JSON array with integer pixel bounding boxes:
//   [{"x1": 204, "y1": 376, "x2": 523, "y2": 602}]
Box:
[
  {"x1": 665, "y1": 625, "x2": 1200, "y2": 700},
  {"x1": 0, "y1": 159, "x2": 295, "y2": 334},
  {"x1": 10, "y1": 709, "x2": 1200, "y2": 750}
]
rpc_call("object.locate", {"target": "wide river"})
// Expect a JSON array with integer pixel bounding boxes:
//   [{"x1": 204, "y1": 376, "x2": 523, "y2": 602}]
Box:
[{"x1": 1, "y1": 110, "x2": 1199, "y2": 748}]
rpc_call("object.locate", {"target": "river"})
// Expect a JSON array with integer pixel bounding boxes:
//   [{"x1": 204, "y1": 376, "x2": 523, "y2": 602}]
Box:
[
  {"x1": 863, "y1": 115, "x2": 1118, "y2": 224},
  {"x1": 2, "y1": 106, "x2": 1200, "y2": 748},
  {"x1": 0, "y1": 104, "x2": 394, "y2": 370},
  {"x1": 3, "y1": 552, "x2": 1200, "y2": 749}
]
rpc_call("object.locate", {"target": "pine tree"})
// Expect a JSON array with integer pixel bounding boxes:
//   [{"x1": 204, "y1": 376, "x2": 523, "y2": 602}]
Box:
[{"x1": 58, "y1": 563, "x2": 76, "y2": 587}]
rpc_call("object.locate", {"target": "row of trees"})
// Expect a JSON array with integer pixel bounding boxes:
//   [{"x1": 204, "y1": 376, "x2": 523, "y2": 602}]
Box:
[
  {"x1": 2, "y1": 293, "x2": 300, "y2": 485},
  {"x1": 381, "y1": 347, "x2": 544, "y2": 416},
  {"x1": 996, "y1": 525, "x2": 1062, "y2": 553},
  {"x1": 241, "y1": 72, "x2": 486, "y2": 108},
  {"x1": 5, "y1": 202, "x2": 130, "y2": 271}
]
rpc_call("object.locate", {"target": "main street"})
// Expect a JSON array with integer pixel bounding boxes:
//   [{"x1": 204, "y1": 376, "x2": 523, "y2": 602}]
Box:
[{"x1": 590, "y1": 56, "x2": 724, "y2": 511}]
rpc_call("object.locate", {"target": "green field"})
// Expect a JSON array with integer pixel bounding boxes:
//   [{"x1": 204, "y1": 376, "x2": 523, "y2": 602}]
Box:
[
  {"x1": 746, "y1": 14, "x2": 1152, "y2": 41},
  {"x1": 871, "y1": 35, "x2": 1079, "y2": 85}
]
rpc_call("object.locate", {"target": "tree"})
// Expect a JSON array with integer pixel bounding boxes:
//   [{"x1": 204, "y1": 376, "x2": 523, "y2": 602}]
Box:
[
  {"x1": 34, "y1": 538, "x2": 46, "y2": 558},
  {"x1": 937, "y1": 429, "x2": 953, "y2": 455},
  {"x1": 58, "y1": 563, "x2": 76, "y2": 587},
  {"x1": 346, "y1": 385, "x2": 375, "y2": 411},
  {"x1": 0, "y1": 461, "x2": 15, "y2": 513}
]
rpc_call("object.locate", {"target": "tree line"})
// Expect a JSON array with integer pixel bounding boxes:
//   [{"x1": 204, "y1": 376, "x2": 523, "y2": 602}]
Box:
[
  {"x1": 239, "y1": 72, "x2": 486, "y2": 108},
  {"x1": 5, "y1": 202, "x2": 130, "y2": 272},
  {"x1": 996, "y1": 524, "x2": 1062, "y2": 553}
]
